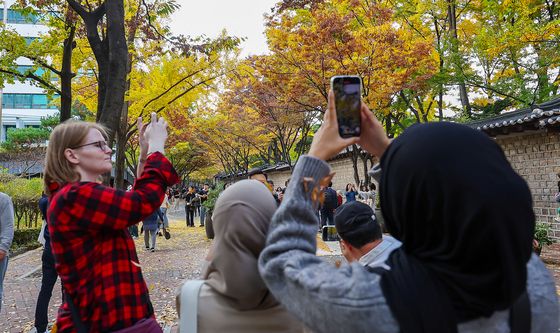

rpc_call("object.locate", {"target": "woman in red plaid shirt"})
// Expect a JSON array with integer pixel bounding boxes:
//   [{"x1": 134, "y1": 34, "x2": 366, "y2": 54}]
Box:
[{"x1": 43, "y1": 113, "x2": 179, "y2": 332}]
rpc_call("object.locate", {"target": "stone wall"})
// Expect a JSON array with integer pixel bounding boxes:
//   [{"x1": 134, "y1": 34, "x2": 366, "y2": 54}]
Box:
[
  {"x1": 266, "y1": 169, "x2": 292, "y2": 191},
  {"x1": 328, "y1": 157, "x2": 372, "y2": 192},
  {"x1": 266, "y1": 156, "x2": 374, "y2": 194},
  {"x1": 495, "y1": 131, "x2": 560, "y2": 240}
]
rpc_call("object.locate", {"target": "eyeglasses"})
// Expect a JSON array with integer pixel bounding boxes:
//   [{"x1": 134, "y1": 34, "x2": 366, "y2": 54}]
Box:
[{"x1": 71, "y1": 141, "x2": 110, "y2": 151}]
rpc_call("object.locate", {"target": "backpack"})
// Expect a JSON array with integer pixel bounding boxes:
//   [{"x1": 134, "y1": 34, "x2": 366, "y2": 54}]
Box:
[{"x1": 323, "y1": 187, "x2": 339, "y2": 211}]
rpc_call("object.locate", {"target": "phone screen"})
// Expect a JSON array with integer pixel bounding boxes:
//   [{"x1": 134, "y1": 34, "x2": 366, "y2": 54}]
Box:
[{"x1": 332, "y1": 76, "x2": 361, "y2": 138}]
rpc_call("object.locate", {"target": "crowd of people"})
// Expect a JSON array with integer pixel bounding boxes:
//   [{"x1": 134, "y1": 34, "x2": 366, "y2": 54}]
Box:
[{"x1": 0, "y1": 89, "x2": 558, "y2": 333}]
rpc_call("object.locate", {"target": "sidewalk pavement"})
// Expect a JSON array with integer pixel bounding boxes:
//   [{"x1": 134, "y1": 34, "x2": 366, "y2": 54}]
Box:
[{"x1": 540, "y1": 242, "x2": 560, "y2": 296}]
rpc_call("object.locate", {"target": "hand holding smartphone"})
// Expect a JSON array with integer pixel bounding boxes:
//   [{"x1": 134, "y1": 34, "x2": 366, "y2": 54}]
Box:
[
  {"x1": 330, "y1": 75, "x2": 362, "y2": 138},
  {"x1": 307, "y1": 76, "x2": 362, "y2": 161}
]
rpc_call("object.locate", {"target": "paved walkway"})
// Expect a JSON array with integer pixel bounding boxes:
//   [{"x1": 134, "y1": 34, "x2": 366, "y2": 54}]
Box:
[
  {"x1": 540, "y1": 242, "x2": 560, "y2": 295},
  {"x1": 1, "y1": 210, "x2": 558, "y2": 332}
]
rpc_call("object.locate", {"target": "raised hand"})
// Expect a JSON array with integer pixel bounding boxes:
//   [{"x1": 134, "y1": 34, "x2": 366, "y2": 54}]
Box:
[
  {"x1": 144, "y1": 112, "x2": 168, "y2": 155},
  {"x1": 356, "y1": 103, "x2": 390, "y2": 158},
  {"x1": 308, "y1": 90, "x2": 359, "y2": 161}
]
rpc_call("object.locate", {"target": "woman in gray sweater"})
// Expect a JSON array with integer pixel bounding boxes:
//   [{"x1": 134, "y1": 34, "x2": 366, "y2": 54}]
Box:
[{"x1": 258, "y1": 91, "x2": 559, "y2": 333}]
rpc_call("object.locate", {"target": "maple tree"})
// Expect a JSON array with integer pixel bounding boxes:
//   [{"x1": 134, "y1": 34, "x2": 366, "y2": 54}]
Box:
[
  {"x1": 219, "y1": 57, "x2": 317, "y2": 168},
  {"x1": 192, "y1": 97, "x2": 272, "y2": 177},
  {"x1": 262, "y1": 0, "x2": 437, "y2": 185}
]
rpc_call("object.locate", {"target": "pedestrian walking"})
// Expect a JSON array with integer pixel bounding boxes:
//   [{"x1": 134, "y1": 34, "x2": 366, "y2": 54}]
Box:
[
  {"x1": 43, "y1": 113, "x2": 178, "y2": 332},
  {"x1": 320, "y1": 182, "x2": 338, "y2": 227},
  {"x1": 183, "y1": 186, "x2": 197, "y2": 227},
  {"x1": 198, "y1": 184, "x2": 209, "y2": 227},
  {"x1": 32, "y1": 193, "x2": 59, "y2": 333},
  {"x1": 143, "y1": 208, "x2": 164, "y2": 252},
  {"x1": 159, "y1": 192, "x2": 170, "y2": 232},
  {"x1": 0, "y1": 192, "x2": 14, "y2": 314}
]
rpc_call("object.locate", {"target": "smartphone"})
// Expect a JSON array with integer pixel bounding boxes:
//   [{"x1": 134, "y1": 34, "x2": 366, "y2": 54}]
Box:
[{"x1": 330, "y1": 75, "x2": 362, "y2": 138}]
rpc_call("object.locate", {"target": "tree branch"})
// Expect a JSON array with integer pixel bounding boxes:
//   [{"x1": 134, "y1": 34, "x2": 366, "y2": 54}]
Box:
[
  {"x1": 0, "y1": 68, "x2": 62, "y2": 95},
  {"x1": 25, "y1": 56, "x2": 62, "y2": 76},
  {"x1": 65, "y1": 0, "x2": 89, "y2": 19}
]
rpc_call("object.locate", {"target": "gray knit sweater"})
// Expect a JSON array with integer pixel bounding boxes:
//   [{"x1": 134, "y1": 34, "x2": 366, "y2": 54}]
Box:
[
  {"x1": 0, "y1": 192, "x2": 14, "y2": 255},
  {"x1": 258, "y1": 155, "x2": 559, "y2": 333}
]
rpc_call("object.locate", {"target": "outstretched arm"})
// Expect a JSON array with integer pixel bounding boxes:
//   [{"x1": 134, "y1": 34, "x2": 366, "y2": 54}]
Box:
[{"x1": 259, "y1": 91, "x2": 398, "y2": 333}]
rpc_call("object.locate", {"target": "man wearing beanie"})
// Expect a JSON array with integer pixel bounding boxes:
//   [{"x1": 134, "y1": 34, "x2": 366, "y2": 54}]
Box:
[{"x1": 334, "y1": 201, "x2": 401, "y2": 269}]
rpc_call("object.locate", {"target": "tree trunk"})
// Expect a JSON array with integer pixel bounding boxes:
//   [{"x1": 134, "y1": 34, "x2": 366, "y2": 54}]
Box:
[
  {"x1": 349, "y1": 145, "x2": 361, "y2": 187},
  {"x1": 66, "y1": 0, "x2": 127, "y2": 183},
  {"x1": 98, "y1": 0, "x2": 128, "y2": 147},
  {"x1": 434, "y1": 17, "x2": 444, "y2": 122},
  {"x1": 534, "y1": 45, "x2": 550, "y2": 103},
  {"x1": 114, "y1": 103, "x2": 128, "y2": 189},
  {"x1": 114, "y1": 15, "x2": 139, "y2": 189},
  {"x1": 60, "y1": 24, "x2": 76, "y2": 122},
  {"x1": 447, "y1": 0, "x2": 471, "y2": 117},
  {"x1": 360, "y1": 153, "x2": 371, "y2": 186}
]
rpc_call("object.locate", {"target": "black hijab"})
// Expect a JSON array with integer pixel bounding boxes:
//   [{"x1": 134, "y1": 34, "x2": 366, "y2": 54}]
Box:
[{"x1": 378, "y1": 122, "x2": 534, "y2": 332}]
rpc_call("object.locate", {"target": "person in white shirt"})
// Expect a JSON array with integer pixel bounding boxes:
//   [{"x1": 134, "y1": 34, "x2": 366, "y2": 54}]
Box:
[
  {"x1": 334, "y1": 201, "x2": 400, "y2": 269},
  {"x1": 357, "y1": 183, "x2": 377, "y2": 210}
]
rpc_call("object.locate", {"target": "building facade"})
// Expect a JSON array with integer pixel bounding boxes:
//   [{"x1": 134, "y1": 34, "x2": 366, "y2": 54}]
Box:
[{"x1": 0, "y1": 0, "x2": 57, "y2": 141}]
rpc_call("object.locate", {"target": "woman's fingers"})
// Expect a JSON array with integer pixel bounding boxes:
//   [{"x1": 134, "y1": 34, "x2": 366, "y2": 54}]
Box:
[
  {"x1": 360, "y1": 102, "x2": 375, "y2": 124},
  {"x1": 326, "y1": 90, "x2": 337, "y2": 125},
  {"x1": 342, "y1": 136, "x2": 359, "y2": 147},
  {"x1": 139, "y1": 122, "x2": 147, "y2": 138}
]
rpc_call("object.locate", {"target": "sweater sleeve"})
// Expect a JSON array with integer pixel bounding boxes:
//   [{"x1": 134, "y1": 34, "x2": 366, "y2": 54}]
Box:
[
  {"x1": 258, "y1": 155, "x2": 399, "y2": 333},
  {"x1": 50, "y1": 152, "x2": 179, "y2": 232},
  {"x1": 0, "y1": 193, "x2": 15, "y2": 254}
]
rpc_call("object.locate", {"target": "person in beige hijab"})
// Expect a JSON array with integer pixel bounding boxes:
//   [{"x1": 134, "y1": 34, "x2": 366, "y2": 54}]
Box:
[{"x1": 179, "y1": 180, "x2": 306, "y2": 333}]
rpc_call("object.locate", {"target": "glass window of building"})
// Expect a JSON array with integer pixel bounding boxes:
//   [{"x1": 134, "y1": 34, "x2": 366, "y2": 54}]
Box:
[
  {"x1": 31, "y1": 94, "x2": 49, "y2": 109},
  {"x1": 2, "y1": 8, "x2": 40, "y2": 24},
  {"x1": 2, "y1": 93, "x2": 58, "y2": 109}
]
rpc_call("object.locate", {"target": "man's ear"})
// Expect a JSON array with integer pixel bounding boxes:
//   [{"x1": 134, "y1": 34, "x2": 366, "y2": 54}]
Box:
[
  {"x1": 340, "y1": 239, "x2": 351, "y2": 251},
  {"x1": 64, "y1": 148, "x2": 80, "y2": 165}
]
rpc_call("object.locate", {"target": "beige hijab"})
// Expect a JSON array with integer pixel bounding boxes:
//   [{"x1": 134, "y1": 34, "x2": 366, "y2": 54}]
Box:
[{"x1": 204, "y1": 179, "x2": 279, "y2": 311}]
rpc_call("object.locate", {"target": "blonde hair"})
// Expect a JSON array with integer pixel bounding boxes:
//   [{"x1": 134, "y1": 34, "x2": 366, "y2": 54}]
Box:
[{"x1": 44, "y1": 120, "x2": 108, "y2": 194}]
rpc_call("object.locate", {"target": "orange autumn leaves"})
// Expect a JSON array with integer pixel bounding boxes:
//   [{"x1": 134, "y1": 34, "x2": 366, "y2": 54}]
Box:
[{"x1": 263, "y1": 0, "x2": 438, "y2": 114}]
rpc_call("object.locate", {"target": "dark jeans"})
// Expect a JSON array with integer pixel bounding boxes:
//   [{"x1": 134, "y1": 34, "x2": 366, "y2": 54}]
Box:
[
  {"x1": 185, "y1": 207, "x2": 195, "y2": 226},
  {"x1": 34, "y1": 249, "x2": 59, "y2": 332},
  {"x1": 128, "y1": 224, "x2": 138, "y2": 237},
  {"x1": 321, "y1": 210, "x2": 334, "y2": 227}
]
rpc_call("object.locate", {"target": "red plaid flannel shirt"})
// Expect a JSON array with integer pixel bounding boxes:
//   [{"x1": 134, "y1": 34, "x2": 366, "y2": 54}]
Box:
[{"x1": 47, "y1": 152, "x2": 179, "y2": 332}]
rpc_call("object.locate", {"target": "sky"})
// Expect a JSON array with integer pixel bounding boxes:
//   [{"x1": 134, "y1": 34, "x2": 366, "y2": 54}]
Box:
[{"x1": 169, "y1": 0, "x2": 280, "y2": 57}]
